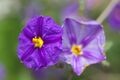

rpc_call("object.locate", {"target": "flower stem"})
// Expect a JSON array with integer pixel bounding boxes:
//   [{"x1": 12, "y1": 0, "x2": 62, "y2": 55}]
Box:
[
  {"x1": 97, "y1": 0, "x2": 119, "y2": 24},
  {"x1": 79, "y1": 0, "x2": 86, "y2": 16},
  {"x1": 68, "y1": 70, "x2": 73, "y2": 80}
]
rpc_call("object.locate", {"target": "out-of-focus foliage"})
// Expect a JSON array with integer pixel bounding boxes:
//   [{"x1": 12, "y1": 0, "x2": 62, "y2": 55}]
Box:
[{"x1": 0, "y1": 0, "x2": 120, "y2": 80}]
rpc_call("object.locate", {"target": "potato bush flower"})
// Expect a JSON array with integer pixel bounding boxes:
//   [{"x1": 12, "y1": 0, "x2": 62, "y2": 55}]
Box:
[
  {"x1": 17, "y1": 16, "x2": 62, "y2": 70},
  {"x1": 61, "y1": 18, "x2": 106, "y2": 75}
]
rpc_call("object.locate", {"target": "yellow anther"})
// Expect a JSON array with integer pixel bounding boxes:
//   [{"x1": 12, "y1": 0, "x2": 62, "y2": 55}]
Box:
[
  {"x1": 71, "y1": 45, "x2": 82, "y2": 56},
  {"x1": 32, "y1": 37, "x2": 44, "y2": 48}
]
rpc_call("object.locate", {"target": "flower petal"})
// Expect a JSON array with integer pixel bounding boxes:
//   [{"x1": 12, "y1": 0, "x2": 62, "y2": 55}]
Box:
[
  {"x1": 21, "y1": 48, "x2": 47, "y2": 69},
  {"x1": 80, "y1": 22, "x2": 102, "y2": 48},
  {"x1": 18, "y1": 31, "x2": 32, "y2": 43},
  {"x1": 83, "y1": 30, "x2": 106, "y2": 64},
  {"x1": 26, "y1": 16, "x2": 44, "y2": 37},
  {"x1": 43, "y1": 43, "x2": 62, "y2": 66},
  {"x1": 22, "y1": 25, "x2": 35, "y2": 39},
  {"x1": 22, "y1": 49, "x2": 39, "y2": 69},
  {"x1": 18, "y1": 42, "x2": 35, "y2": 61},
  {"x1": 24, "y1": 40, "x2": 62, "y2": 70},
  {"x1": 62, "y1": 18, "x2": 103, "y2": 48},
  {"x1": 71, "y1": 56, "x2": 88, "y2": 76},
  {"x1": 62, "y1": 18, "x2": 77, "y2": 46},
  {"x1": 43, "y1": 23, "x2": 62, "y2": 44},
  {"x1": 24, "y1": 16, "x2": 59, "y2": 38}
]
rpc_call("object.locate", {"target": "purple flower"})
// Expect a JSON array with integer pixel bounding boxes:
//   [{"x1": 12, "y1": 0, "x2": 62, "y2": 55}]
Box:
[
  {"x1": 108, "y1": 2, "x2": 120, "y2": 30},
  {"x1": 0, "y1": 64, "x2": 5, "y2": 80},
  {"x1": 61, "y1": 1, "x2": 79, "y2": 21},
  {"x1": 32, "y1": 66, "x2": 67, "y2": 80},
  {"x1": 61, "y1": 1, "x2": 88, "y2": 23},
  {"x1": 17, "y1": 16, "x2": 62, "y2": 70},
  {"x1": 22, "y1": 0, "x2": 42, "y2": 20},
  {"x1": 61, "y1": 18, "x2": 106, "y2": 76}
]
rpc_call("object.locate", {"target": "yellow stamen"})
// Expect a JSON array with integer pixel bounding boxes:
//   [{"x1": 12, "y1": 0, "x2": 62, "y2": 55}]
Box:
[
  {"x1": 32, "y1": 37, "x2": 44, "y2": 48},
  {"x1": 71, "y1": 45, "x2": 82, "y2": 56}
]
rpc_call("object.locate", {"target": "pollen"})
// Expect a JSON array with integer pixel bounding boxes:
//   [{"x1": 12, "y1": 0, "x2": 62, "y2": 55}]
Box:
[
  {"x1": 71, "y1": 45, "x2": 82, "y2": 56},
  {"x1": 32, "y1": 37, "x2": 44, "y2": 48}
]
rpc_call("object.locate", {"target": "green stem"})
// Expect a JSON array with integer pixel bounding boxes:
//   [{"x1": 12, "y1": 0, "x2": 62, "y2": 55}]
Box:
[
  {"x1": 68, "y1": 70, "x2": 73, "y2": 80},
  {"x1": 97, "y1": 0, "x2": 120, "y2": 24},
  {"x1": 79, "y1": 0, "x2": 86, "y2": 16}
]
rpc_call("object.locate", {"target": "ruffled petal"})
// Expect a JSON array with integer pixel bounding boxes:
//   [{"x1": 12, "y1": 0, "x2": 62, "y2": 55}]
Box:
[
  {"x1": 20, "y1": 48, "x2": 47, "y2": 69},
  {"x1": 25, "y1": 16, "x2": 56, "y2": 37},
  {"x1": 18, "y1": 43, "x2": 35, "y2": 69},
  {"x1": 26, "y1": 16, "x2": 44, "y2": 37},
  {"x1": 43, "y1": 42, "x2": 62, "y2": 66},
  {"x1": 18, "y1": 42, "x2": 34, "y2": 60},
  {"x1": 20, "y1": 16, "x2": 44, "y2": 40},
  {"x1": 34, "y1": 49, "x2": 47, "y2": 69},
  {"x1": 18, "y1": 31, "x2": 32, "y2": 43},
  {"x1": 18, "y1": 32, "x2": 35, "y2": 60},
  {"x1": 22, "y1": 49, "x2": 39, "y2": 69},
  {"x1": 42, "y1": 22, "x2": 62, "y2": 44}
]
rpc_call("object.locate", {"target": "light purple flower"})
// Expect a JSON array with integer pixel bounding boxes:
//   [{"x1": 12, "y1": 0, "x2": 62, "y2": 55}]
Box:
[
  {"x1": 61, "y1": 18, "x2": 106, "y2": 76},
  {"x1": 17, "y1": 16, "x2": 62, "y2": 70},
  {"x1": 108, "y1": 2, "x2": 120, "y2": 30}
]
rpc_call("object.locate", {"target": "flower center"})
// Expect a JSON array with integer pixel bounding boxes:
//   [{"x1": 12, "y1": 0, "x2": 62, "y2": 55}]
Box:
[
  {"x1": 32, "y1": 37, "x2": 44, "y2": 48},
  {"x1": 71, "y1": 45, "x2": 82, "y2": 56}
]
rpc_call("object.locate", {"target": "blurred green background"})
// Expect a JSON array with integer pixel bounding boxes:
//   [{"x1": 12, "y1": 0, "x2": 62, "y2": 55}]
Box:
[{"x1": 0, "y1": 0, "x2": 120, "y2": 80}]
